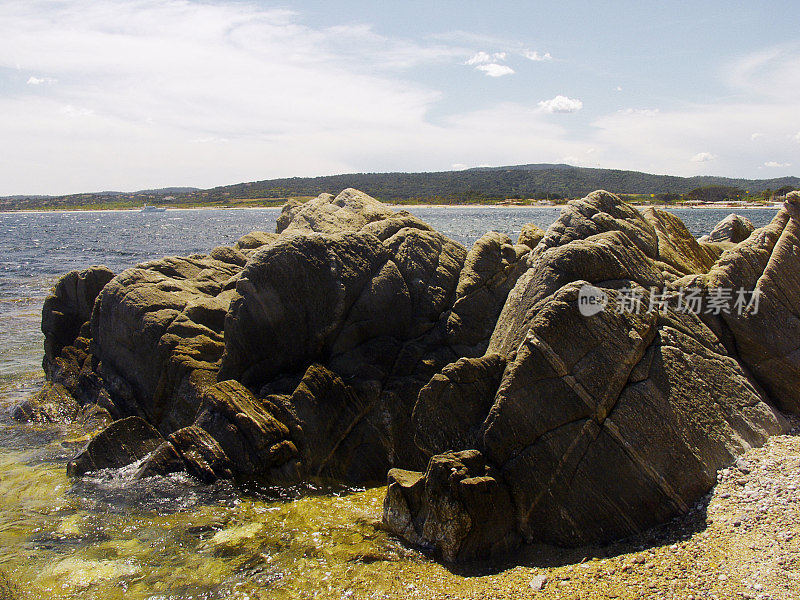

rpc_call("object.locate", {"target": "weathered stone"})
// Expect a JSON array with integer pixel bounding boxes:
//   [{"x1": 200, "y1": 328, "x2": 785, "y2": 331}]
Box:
[
  {"x1": 42, "y1": 265, "x2": 114, "y2": 374},
  {"x1": 288, "y1": 364, "x2": 386, "y2": 482},
  {"x1": 67, "y1": 416, "x2": 164, "y2": 476},
  {"x1": 193, "y1": 380, "x2": 298, "y2": 478},
  {"x1": 517, "y1": 222, "x2": 545, "y2": 249},
  {"x1": 383, "y1": 450, "x2": 519, "y2": 562},
  {"x1": 532, "y1": 190, "x2": 659, "y2": 260},
  {"x1": 168, "y1": 425, "x2": 234, "y2": 483},
  {"x1": 447, "y1": 232, "x2": 530, "y2": 354},
  {"x1": 90, "y1": 255, "x2": 240, "y2": 431},
  {"x1": 677, "y1": 194, "x2": 800, "y2": 412},
  {"x1": 209, "y1": 245, "x2": 248, "y2": 267},
  {"x1": 484, "y1": 283, "x2": 783, "y2": 545},
  {"x1": 220, "y1": 232, "x2": 397, "y2": 386},
  {"x1": 701, "y1": 213, "x2": 755, "y2": 244},
  {"x1": 361, "y1": 211, "x2": 433, "y2": 241},
  {"x1": 235, "y1": 230, "x2": 279, "y2": 251},
  {"x1": 392, "y1": 191, "x2": 788, "y2": 558},
  {"x1": 641, "y1": 207, "x2": 720, "y2": 275},
  {"x1": 412, "y1": 354, "x2": 505, "y2": 456},
  {"x1": 277, "y1": 189, "x2": 395, "y2": 235}
]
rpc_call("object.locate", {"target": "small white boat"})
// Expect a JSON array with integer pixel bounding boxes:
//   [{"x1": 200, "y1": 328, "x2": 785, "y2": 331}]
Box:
[{"x1": 140, "y1": 204, "x2": 166, "y2": 213}]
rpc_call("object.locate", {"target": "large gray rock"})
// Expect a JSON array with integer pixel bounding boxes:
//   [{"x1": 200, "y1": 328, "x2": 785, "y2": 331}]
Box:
[
  {"x1": 55, "y1": 190, "x2": 467, "y2": 486},
  {"x1": 482, "y1": 282, "x2": 783, "y2": 546},
  {"x1": 387, "y1": 191, "x2": 787, "y2": 557},
  {"x1": 31, "y1": 188, "x2": 796, "y2": 556}
]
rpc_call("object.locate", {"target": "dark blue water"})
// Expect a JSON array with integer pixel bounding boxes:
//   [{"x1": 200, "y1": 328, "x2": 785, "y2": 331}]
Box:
[{"x1": 0, "y1": 205, "x2": 779, "y2": 385}]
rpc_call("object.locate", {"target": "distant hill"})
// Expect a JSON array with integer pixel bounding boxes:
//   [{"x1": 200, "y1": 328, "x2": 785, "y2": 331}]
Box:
[
  {"x1": 1, "y1": 165, "x2": 798, "y2": 210},
  {"x1": 0, "y1": 186, "x2": 200, "y2": 211}
]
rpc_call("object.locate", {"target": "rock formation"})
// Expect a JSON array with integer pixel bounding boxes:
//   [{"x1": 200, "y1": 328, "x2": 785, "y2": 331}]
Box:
[
  {"x1": 698, "y1": 213, "x2": 755, "y2": 244},
  {"x1": 18, "y1": 188, "x2": 800, "y2": 563}
]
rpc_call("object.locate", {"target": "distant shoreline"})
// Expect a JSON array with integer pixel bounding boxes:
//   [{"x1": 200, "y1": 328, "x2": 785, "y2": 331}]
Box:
[{"x1": 0, "y1": 202, "x2": 783, "y2": 214}]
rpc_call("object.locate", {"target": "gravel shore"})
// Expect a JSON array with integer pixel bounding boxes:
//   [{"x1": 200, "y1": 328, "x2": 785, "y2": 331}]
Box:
[{"x1": 390, "y1": 414, "x2": 800, "y2": 600}]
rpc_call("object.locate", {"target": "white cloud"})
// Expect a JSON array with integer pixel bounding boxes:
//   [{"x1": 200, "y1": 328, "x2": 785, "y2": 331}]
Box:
[
  {"x1": 465, "y1": 51, "x2": 506, "y2": 65},
  {"x1": 451, "y1": 163, "x2": 468, "y2": 170},
  {"x1": 189, "y1": 136, "x2": 229, "y2": 144},
  {"x1": 538, "y1": 95, "x2": 583, "y2": 113},
  {"x1": 615, "y1": 86, "x2": 623, "y2": 92},
  {"x1": 764, "y1": 161, "x2": 791, "y2": 167},
  {"x1": 619, "y1": 108, "x2": 659, "y2": 117},
  {"x1": 522, "y1": 50, "x2": 552, "y2": 62},
  {"x1": 1, "y1": 3, "x2": 799, "y2": 194},
  {"x1": 26, "y1": 76, "x2": 56, "y2": 85},
  {"x1": 60, "y1": 105, "x2": 93, "y2": 118},
  {"x1": 727, "y1": 43, "x2": 800, "y2": 100},
  {"x1": 476, "y1": 64, "x2": 514, "y2": 77},
  {"x1": 691, "y1": 152, "x2": 716, "y2": 162}
]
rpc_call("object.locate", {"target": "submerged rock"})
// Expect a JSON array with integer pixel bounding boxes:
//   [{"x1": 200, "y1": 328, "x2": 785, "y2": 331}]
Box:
[{"x1": 67, "y1": 416, "x2": 164, "y2": 476}]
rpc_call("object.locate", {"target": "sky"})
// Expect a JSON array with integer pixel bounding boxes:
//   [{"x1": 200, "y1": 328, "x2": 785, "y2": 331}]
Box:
[{"x1": 1, "y1": 0, "x2": 799, "y2": 195}]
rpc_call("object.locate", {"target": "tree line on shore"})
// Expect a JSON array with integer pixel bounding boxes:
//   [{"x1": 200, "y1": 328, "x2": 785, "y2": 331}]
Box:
[{"x1": 2, "y1": 164, "x2": 798, "y2": 210}]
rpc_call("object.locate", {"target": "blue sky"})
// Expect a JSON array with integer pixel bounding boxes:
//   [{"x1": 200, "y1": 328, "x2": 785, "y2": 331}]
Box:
[{"x1": 1, "y1": 0, "x2": 799, "y2": 195}]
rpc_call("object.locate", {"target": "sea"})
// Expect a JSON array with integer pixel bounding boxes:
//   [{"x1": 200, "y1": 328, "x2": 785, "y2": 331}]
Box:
[{"x1": 0, "y1": 205, "x2": 779, "y2": 599}]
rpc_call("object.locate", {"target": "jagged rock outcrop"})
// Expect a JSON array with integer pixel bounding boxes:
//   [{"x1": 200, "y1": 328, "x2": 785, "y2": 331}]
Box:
[
  {"x1": 24, "y1": 189, "x2": 469, "y2": 486},
  {"x1": 276, "y1": 188, "x2": 395, "y2": 235},
  {"x1": 641, "y1": 207, "x2": 721, "y2": 276},
  {"x1": 675, "y1": 193, "x2": 800, "y2": 413},
  {"x1": 19, "y1": 187, "x2": 800, "y2": 563},
  {"x1": 384, "y1": 450, "x2": 519, "y2": 562},
  {"x1": 385, "y1": 190, "x2": 789, "y2": 559}
]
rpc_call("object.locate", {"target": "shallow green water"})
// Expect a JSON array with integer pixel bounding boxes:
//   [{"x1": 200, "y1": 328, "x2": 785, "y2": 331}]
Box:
[{"x1": 0, "y1": 390, "x2": 435, "y2": 599}]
